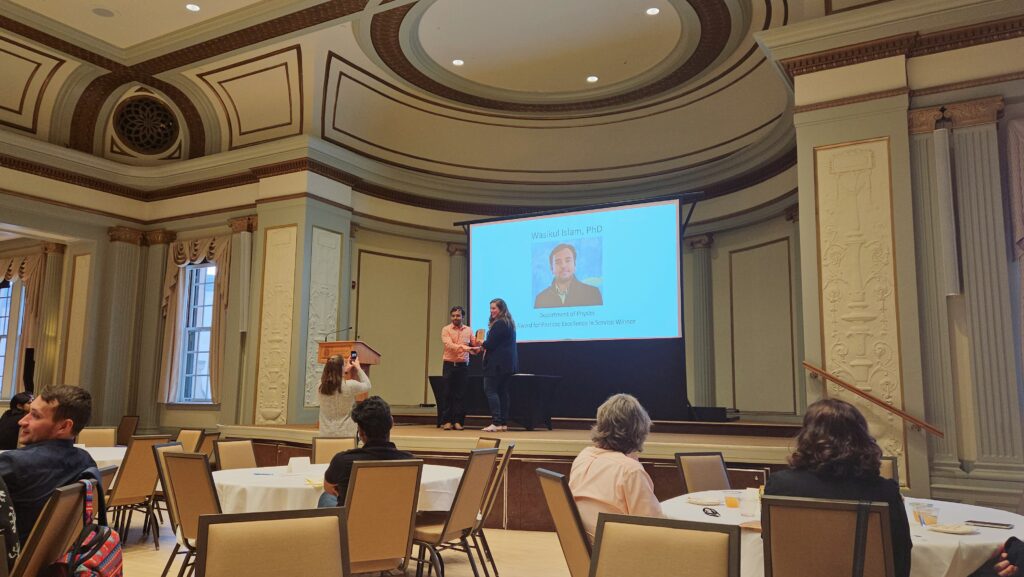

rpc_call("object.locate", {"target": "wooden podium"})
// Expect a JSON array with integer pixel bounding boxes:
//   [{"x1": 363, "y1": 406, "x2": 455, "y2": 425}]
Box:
[{"x1": 317, "y1": 341, "x2": 382, "y2": 375}]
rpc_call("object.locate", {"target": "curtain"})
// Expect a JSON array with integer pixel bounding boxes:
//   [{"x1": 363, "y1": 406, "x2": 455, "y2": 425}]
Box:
[
  {"x1": 157, "y1": 237, "x2": 231, "y2": 404},
  {"x1": 1009, "y1": 119, "x2": 1024, "y2": 374},
  {"x1": 0, "y1": 253, "x2": 44, "y2": 390}
]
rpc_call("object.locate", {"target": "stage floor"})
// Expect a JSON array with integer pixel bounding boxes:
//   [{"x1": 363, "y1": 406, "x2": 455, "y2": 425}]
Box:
[{"x1": 220, "y1": 422, "x2": 795, "y2": 464}]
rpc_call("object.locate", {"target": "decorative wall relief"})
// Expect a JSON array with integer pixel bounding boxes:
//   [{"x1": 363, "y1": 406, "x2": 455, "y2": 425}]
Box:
[
  {"x1": 305, "y1": 228, "x2": 343, "y2": 407},
  {"x1": 255, "y1": 225, "x2": 297, "y2": 425},
  {"x1": 815, "y1": 137, "x2": 907, "y2": 482}
]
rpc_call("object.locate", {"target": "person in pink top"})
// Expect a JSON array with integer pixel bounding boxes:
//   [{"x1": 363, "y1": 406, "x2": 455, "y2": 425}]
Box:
[
  {"x1": 440, "y1": 305, "x2": 475, "y2": 430},
  {"x1": 568, "y1": 393, "x2": 664, "y2": 541}
]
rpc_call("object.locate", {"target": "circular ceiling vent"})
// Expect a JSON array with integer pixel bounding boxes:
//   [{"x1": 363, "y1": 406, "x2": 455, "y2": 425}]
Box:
[{"x1": 113, "y1": 96, "x2": 179, "y2": 155}]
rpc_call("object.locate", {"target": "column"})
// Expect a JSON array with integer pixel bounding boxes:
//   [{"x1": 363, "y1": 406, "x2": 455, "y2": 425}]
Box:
[
  {"x1": 228, "y1": 216, "x2": 257, "y2": 333},
  {"x1": 447, "y1": 243, "x2": 468, "y2": 311},
  {"x1": 34, "y1": 242, "x2": 65, "y2": 387},
  {"x1": 949, "y1": 98, "x2": 1024, "y2": 469},
  {"x1": 135, "y1": 230, "x2": 175, "y2": 432},
  {"x1": 101, "y1": 226, "x2": 144, "y2": 425},
  {"x1": 687, "y1": 234, "x2": 715, "y2": 407}
]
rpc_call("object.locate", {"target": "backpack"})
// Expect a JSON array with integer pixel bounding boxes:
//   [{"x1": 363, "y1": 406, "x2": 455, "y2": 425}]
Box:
[{"x1": 45, "y1": 478, "x2": 123, "y2": 577}]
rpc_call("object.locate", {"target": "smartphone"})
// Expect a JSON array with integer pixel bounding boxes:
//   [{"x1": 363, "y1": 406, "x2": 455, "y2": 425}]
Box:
[
  {"x1": 965, "y1": 520, "x2": 1014, "y2": 529},
  {"x1": 350, "y1": 350, "x2": 358, "y2": 360}
]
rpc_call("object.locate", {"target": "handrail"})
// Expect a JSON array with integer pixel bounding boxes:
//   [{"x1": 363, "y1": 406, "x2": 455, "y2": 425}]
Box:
[{"x1": 803, "y1": 362, "x2": 944, "y2": 439}]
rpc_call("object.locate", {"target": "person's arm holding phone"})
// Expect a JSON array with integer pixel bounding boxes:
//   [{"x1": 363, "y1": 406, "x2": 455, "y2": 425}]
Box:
[{"x1": 347, "y1": 355, "x2": 371, "y2": 402}]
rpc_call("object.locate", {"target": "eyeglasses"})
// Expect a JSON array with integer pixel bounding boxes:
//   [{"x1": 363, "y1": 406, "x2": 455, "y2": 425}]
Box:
[{"x1": 702, "y1": 507, "x2": 721, "y2": 517}]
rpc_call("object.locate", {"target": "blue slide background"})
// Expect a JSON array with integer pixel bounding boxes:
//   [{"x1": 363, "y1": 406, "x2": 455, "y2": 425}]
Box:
[{"x1": 469, "y1": 200, "x2": 681, "y2": 342}]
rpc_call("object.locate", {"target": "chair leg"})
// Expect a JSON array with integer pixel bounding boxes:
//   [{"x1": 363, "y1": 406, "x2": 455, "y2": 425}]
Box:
[
  {"x1": 479, "y1": 529, "x2": 499, "y2": 577},
  {"x1": 415, "y1": 544, "x2": 426, "y2": 577},
  {"x1": 175, "y1": 550, "x2": 193, "y2": 577},
  {"x1": 471, "y1": 533, "x2": 492, "y2": 577},
  {"x1": 150, "y1": 506, "x2": 161, "y2": 549},
  {"x1": 160, "y1": 543, "x2": 181, "y2": 577},
  {"x1": 461, "y1": 537, "x2": 480, "y2": 577}
]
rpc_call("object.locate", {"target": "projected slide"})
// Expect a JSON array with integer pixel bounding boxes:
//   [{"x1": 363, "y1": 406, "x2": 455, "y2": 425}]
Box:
[{"x1": 469, "y1": 199, "x2": 681, "y2": 342}]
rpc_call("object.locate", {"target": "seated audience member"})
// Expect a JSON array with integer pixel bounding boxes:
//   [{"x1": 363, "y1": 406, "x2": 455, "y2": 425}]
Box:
[
  {"x1": 765, "y1": 398, "x2": 912, "y2": 577},
  {"x1": 0, "y1": 393, "x2": 32, "y2": 450},
  {"x1": 317, "y1": 396, "x2": 414, "y2": 507},
  {"x1": 0, "y1": 385, "x2": 96, "y2": 544},
  {"x1": 972, "y1": 539, "x2": 1021, "y2": 577},
  {"x1": 569, "y1": 393, "x2": 664, "y2": 541}
]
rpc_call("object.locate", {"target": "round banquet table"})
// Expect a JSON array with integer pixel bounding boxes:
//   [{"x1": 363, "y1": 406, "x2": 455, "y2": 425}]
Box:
[
  {"x1": 213, "y1": 463, "x2": 464, "y2": 514},
  {"x1": 662, "y1": 491, "x2": 1024, "y2": 577},
  {"x1": 83, "y1": 446, "x2": 127, "y2": 469}
]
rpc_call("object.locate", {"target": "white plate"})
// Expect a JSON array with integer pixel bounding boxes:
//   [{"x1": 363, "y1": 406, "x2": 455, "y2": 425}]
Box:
[
  {"x1": 926, "y1": 524, "x2": 978, "y2": 535},
  {"x1": 687, "y1": 495, "x2": 722, "y2": 506}
]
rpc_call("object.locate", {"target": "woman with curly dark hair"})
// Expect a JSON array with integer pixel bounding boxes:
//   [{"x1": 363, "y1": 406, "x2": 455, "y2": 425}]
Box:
[{"x1": 765, "y1": 398, "x2": 912, "y2": 577}]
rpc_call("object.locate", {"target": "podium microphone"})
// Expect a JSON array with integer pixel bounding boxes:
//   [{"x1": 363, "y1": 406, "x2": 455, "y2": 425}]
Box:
[{"x1": 322, "y1": 326, "x2": 353, "y2": 342}]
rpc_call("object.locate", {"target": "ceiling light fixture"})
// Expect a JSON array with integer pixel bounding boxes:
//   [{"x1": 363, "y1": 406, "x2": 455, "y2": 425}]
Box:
[
  {"x1": 646, "y1": 7, "x2": 660, "y2": 15},
  {"x1": 452, "y1": 59, "x2": 465, "y2": 66},
  {"x1": 186, "y1": 4, "x2": 201, "y2": 12},
  {"x1": 586, "y1": 76, "x2": 599, "y2": 83}
]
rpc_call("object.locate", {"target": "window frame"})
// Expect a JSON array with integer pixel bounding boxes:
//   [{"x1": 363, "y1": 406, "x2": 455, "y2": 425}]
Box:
[
  {"x1": 0, "y1": 279, "x2": 25, "y2": 401},
  {"x1": 175, "y1": 263, "x2": 217, "y2": 404}
]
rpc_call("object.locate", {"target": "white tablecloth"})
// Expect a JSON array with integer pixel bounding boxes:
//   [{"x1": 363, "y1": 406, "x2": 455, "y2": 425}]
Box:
[
  {"x1": 213, "y1": 464, "x2": 463, "y2": 514},
  {"x1": 663, "y1": 491, "x2": 1024, "y2": 577},
  {"x1": 84, "y1": 446, "x2": 126, "y2": 469}
]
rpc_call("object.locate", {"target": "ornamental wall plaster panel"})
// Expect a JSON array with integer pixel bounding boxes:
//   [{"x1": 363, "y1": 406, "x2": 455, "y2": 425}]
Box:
[
  {"x1": 304, "y1": 227, "x2": 342, "y2": 406},
  {"x1": 254, "y1": 225, "x2": 297, "y2": 425},
  {"x1": 815, "y1": 137, "x2": 908, "y2": 482}
]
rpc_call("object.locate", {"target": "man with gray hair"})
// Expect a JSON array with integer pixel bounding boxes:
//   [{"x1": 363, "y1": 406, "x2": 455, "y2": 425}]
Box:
[{"x1": 568, "y1": 393, "x2": 663, "y2": 541}]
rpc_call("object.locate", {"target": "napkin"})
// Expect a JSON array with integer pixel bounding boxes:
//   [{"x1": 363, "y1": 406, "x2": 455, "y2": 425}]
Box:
[
  {"x1": 687, "y1": 495, "x2": 722, "y2": 506},
  {"x1": 305, "y1": 478, "x2": 324, "y2": 489},
  {"x1": 927, "y1": 524, "x2": 978, "y2": 535}
]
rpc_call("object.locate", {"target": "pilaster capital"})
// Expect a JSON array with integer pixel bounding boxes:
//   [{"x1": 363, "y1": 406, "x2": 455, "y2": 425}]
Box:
[
  {"x1": 909, "y1": 96, "x2": 1004, "y2": 134},
  {"x1": 446, "y1": 243, "x2": 468, "y2": 257},
  {"x1": 784, "y1": 205, "x2": 799, "y2": 223},
  {"x1": 686, "y1": 234, "x2": 714, "y2": 250},
  {"x1": 41, "y1": 242, "x2": 66, "y2": 255},
  {"x1": 143, "y1": 230, "x2": 177, "y2": 245},
  {"x1": 108, "y1": 226, "x2": 145, "y2": 245},
  {"x1": 228, "y1": 215, "x2": 258, "y2": 234}
]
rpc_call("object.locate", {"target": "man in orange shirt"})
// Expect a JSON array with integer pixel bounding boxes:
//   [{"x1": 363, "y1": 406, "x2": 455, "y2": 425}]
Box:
[{"x1": 440, "y1": 306, "x2": 474, "y2": 430}]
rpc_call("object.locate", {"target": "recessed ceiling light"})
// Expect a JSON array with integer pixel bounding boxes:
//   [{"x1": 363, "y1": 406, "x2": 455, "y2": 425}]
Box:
[
  {"x1": 586, "y1": 76, "x2": 599, "y2": 83},
  {"x1": 91, "y1": 7, "x2": 114, "y2": 17},
  {"x1": 452, "y1": 59, "x2": 465, "y2": 66},
  {"x1": 186, "y1": 4, "x2": 201, "y2": 12},
  {"x1": 646, "y1": 7, "x2": 660, "y2": 15}
]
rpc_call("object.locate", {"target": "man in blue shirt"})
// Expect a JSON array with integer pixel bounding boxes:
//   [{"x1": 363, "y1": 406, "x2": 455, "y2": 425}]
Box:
[{"x1": 0, "y1": 385, "x2": 96, "y2": 544}]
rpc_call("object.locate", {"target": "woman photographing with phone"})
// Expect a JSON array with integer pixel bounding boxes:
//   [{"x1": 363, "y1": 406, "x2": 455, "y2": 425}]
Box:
[
  {"x1": 317, "y1": 352, "x2": 371, "y2": 437},
  {"x1": 480, "y1": 298, "x2": 518, "y2": 432}
]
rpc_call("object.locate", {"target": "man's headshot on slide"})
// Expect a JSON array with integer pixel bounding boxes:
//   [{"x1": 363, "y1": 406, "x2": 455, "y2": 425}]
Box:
[{"x1": 534, "y1": 242, "x2": 603, "y2": 308}]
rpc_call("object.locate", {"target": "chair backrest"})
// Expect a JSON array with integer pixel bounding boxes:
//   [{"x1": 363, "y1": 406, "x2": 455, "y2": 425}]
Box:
[
  {"x1": 879, "y1": 456, "x2": 899, "y2": 485},
  {"x1": 175, "y1": 428, "x2": 205, "y2": 452},
  {"x1": 589, "y1": 513, "x2": 740, "y2": 577},
  {"x1": 152, "y1": 442, "x2": 185, "y2": 531},
  {"x1": 76, "y1": 427, "x2": 117, "y2": 447},
  {"x1": 476, "y1": 437, "x2": 500, "y2": 449},
  {"x1": 313, "y1": 437, "x2": 357, "y2": 465},
  {"x1": 213, "y1": 439, "x2": 257, "y2": 470},
  {"x1": 164, "y1": 453, "x2": 222, "y2": 542},
  {"x1": 477, "y1": 442, "x2": 515, "y2": 531},
  {"x1": 98, "y1": 464, "x2": 119, "y2": 495},
  {"x1": 726, "y1": 467, "x2": 771, "y2": 490},
  {"x1": 196, "y1": 508, "x2": 349, "y2": 577},
  {"x1": 537, "y1": 468, "x2": 591, "y2": 577},
  {"x1": 438, "y1": 448, "x2": 499, "y2": 543},
  {"x1": 10, "y1": 484, "x2": 85, "y2": 577},
  {"x1": 197, "y1": 431, "x2": 220, "y2": 461},
  {"x1": 676, "y1": 452, "x2": 731, "y2": 493},
  {"x1": 762, "y1": 495, "x2": 894, "y2": 577},
  {"x1": 116, "y1": 415, "x2": 139, "y2": 446},
  {"x1": 107, "y1": 434, "x2": 172, "y2": 506},
  {"x1": 343, "y1": 459, "x2": 422, "y2": 574}
]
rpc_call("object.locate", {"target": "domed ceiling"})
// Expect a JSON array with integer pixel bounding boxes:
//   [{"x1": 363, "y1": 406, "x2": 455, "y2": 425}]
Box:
[{"x1": 0, "y1": 0, "x2": 807, "y2": 211}]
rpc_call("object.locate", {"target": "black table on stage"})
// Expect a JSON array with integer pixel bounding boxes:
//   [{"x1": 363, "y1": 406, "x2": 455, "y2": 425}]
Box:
[{"x1": 428, "y1": 372, "x2": 560, "y2": 431}]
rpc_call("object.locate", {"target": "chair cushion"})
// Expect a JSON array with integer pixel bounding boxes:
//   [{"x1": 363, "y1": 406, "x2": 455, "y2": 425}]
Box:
[{"x1": 413, "y1": 523, "x2": 445, "y2": 542}]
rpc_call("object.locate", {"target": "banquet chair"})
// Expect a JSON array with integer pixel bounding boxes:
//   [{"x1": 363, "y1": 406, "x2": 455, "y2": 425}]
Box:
[
  {"x1": 213, "y1": 439, "x2": 257, "y2": 470},
  {"x1": 589, "y1": 513, "x2": 739, "y2": 577},
  {"x1": 116, "y1": 415, "x2": 139, "y2": 446},
  {"x1": 196, "y1": 431, "x2": 220, "y2": 465},
  {"x1": 312, "y1": 437, "x2": 357, "y2": 465},
  {"x1": 413, "y1": 448, "x2": 499, "y2": 577},
  {"x1": 164, "y1": 453, "x2": 223, "y2": 577},
  {"x1": 344, "y1": 459, "x2": 422, "y2": 574},
  {"x1": 879, "y1": 456, "x2": 899, "y2": 485},
  {"x1": 468, "y1": 441, "x2": 516, "y2": 577},
  {"x1": 106, "y1": 434, "x2": 172, "y2": 547},
  {"x1": 727, "y1": 467, "x2": 771, "y2": 490},
  {"x1": 150, "y1": 442, "x2": 184, "y2": 535},
  {"x1": 9, "y1": 483, "x2": 85, "y2": 577},
  {"x1": 762, "y1": 495, "x2": 894, "y2": 577},
  {"x1": 536, "y1": 468, "x2": 591, "y2": 577},
  {"x1": 476, "y1": 437, "x2": 501, "y2": 449},
  {"x1": 195, "y1": 508, "x2": 349, "y2": 577},
  {"x1": 98, "y1": 464, "x2": 119, "y2": 494},
  {"x1": 77, "y1": 426, "x2": 117, "y2": 447},
  {"x1": 174, "y1": 428, "x2": 205, "y2": 452},
  {"x1": 676, "y1": 452, "x2": 731, "y2": 493}
]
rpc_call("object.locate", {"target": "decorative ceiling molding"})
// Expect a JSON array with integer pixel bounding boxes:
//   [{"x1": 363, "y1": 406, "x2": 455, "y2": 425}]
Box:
[
  {"x1": 369, "y1": 0, "x2": 733, "y2": 112},
  {"x1": 825, "y1": 0, "x2": 895, "y2": 16},
  {"x1": 0, "y1": 34, "x2": 64, "y2": 134}
]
